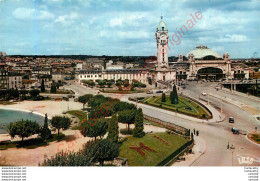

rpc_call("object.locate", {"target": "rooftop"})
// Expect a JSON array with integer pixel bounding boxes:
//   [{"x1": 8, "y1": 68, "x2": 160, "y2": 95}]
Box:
[{"x1": 186, "y1": 45, "x2": 222, "y2": 60}]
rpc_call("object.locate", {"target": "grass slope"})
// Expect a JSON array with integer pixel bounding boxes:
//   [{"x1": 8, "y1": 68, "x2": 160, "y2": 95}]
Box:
[{"x1": 119, "y1": 132, "x2": 189, "y2": 166}]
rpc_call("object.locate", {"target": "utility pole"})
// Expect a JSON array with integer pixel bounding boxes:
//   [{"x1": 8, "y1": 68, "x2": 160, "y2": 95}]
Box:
[{"x1": 207, "y1": 93, "x2": 209, "y2": 105}]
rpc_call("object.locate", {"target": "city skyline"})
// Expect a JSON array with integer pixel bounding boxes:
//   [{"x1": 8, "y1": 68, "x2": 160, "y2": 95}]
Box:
[{"x1": 0, "y1": 0, "x2": 260, "y2": 58}]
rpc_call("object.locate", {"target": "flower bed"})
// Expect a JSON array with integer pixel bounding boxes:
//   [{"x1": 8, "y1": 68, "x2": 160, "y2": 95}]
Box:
[{"x1": 153, "y1": 135, "x2": 169, "y2": 146}]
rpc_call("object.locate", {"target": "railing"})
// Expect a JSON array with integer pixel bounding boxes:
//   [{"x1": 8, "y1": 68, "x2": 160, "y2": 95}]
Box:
[
  {"x1": 157, "y1": 139, "x2": 194, "y2": 166},
  {"x1": 143, "y1": 114, "x2": 190, "y2": 138}
]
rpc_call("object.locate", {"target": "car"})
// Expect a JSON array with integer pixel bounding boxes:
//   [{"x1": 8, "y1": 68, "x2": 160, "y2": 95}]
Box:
[
  {"x1": 229, "y1": 117, "x2": 235, "y2": 123},
  {"x1": 146, "y1": 91, "x2": 153, "y2": 94},
  {"x1": 231, "y1": 128, "x2": 239, "y2": 134},
  {"x1": 201, "y1": 91, "x2": 207, "y2": 96},
  {"x1": 156, "y1": 90, "x2": 163, "y2": 93}
]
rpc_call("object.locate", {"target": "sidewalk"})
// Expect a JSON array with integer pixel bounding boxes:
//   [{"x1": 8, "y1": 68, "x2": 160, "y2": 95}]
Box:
[
  {"x1": 221, "y1": 88, "x2": 260, "y2": 102},
  {"x1": 172, "y1": 136, "x2": 206, "y2": 166}
]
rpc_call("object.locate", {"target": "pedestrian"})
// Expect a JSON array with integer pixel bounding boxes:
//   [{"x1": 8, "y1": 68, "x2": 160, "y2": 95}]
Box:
[
  {"x1": 227, "y1": 142, "x2": 229, "y2": 149},
  {"x1": 196, "y1": 130, "x2": 199, "y2": 136},
  {"x1": 193, "y1": 128, "x2": 195, "y2": 134}
]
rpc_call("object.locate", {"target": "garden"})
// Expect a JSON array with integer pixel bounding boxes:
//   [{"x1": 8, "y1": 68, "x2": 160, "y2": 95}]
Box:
[
  {"x1": 119, "y1": 132, "x2": 189, "y2": 166},
  {"x1": 141, "y1": 95, "x2": 211, "y2": 119}
]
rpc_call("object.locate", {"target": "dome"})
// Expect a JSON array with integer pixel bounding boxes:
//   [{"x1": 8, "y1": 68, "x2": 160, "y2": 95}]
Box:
[
  {"x1": 156, "y1": 17, "x2": 168, "y2": 31},
  {"x1": 186, "y1": 45, "x2": 222, "y2": 60}
]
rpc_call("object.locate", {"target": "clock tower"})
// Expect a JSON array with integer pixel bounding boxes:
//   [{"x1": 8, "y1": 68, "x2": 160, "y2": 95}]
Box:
[{"x1": 155, "y1": 16, "x2": 169, "y2": 70}]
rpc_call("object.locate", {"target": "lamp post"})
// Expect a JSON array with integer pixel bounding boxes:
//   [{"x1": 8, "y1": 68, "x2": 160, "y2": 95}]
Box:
[
  {"x1": 87, "y1": 112, "x2": 89, "y2": 121},
  {"x1": 207, "y1": 92, "x2": 209, "y2": 105},
  {"x1": 220, "y1": 99, "x2": 223, "y2": 119},
  {"x1": 227, "y1": 143, "x2": 235, "y2": 166}
]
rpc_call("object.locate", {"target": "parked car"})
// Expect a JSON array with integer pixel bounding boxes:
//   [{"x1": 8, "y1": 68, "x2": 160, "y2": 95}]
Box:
[
  {"x1": 229, "y1": 117, "x2": 235, "y2": 123},
  {"x1": 201, "y1": 91, "x2": 207, "y2": 96},
  {"x1": 156, "y1": 90, "x2": 163, "y2": 93}
]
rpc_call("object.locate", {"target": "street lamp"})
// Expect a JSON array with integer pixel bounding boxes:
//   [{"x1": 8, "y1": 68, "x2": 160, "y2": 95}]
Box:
[
  {"x1": 227, "y1": 143, "x2": 235, "y2": 166},
  {"x1": 220, "y1": 99, "x2": 223, "y2": 119},
  {"x1": 207, "y1": 92, "x2": 209, "y2": 105},
  {"x1": 87, "y1": 112, "x2": 89, "y2": 121}
]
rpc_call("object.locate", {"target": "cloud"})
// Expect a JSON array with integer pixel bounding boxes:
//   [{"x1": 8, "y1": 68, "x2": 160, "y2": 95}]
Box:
[
  {"x1": 54, "y1": 13, "x2": 79, "y2": 26},
  {"x1": 13, "y1": 8, "x2": 54, "y2": 20},
  {"x1": 218, "y1": 34, "x2": 248, "y2": 42},
  {"x1": 110, "y1": 18, "x2": 123, "y2": 27}
]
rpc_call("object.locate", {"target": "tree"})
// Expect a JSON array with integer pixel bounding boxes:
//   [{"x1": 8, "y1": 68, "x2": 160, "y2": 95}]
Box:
[
  {"x1": 173, "y1": 84, "x2": 178, "y2": 104},
  {"x1": 170, "y1": 84, "x2": 178, "y2": 104},
  {"x1": 19, "y1": 89, "x2": 28, "y2": 99},
  {"x1": 0, "y1": 89, "x2": 7, "y2": 99},
  {"x1": 78, "y1": 96, "x2": 88, "y2": 109},
  {"x1": 8, "y1": 120, "x2": 40, "y2": 146},
  {"x1": 133, "y1": 108, "x2": 145, "y2": 138},
  {"x1": 50, "y1": 85, "x2": 57, "y2": 93},
  {"x1": 30, "y1": 89, "x2": 40, "y2": 99},
  {"x1": 98, "y1": 81, "x2": 105, "y2": 88},
  {"x1": 107, "y1": 81, "x2": 113, "y2": 88},
  {"x1": 80, "y1": 118, "x2": 108, "y2": 140},
  {"x1": 107, "y1": 114, "x2": 119, "y2": 143},
  {"x1": 83, "y1": 139, "x2": 119, "y2": 166},
  {"x1": 161, "y1": 93, "x2": 166, "y2": 102},
  {"x1": 8, "y1": 88, "x2": 19, "y2": 99},
  {"x1": 118, "y1": 109, "x2": 136, "y2": 132},
  {"x1": 40, "y1": 114, "x2": 52, "y2": 141},
  {"x1": 41, "y1": 79, "x2": 45, "y2": 92},
  {"x1": 50, "y1": 116, "x2": 71, "y2": 138}
]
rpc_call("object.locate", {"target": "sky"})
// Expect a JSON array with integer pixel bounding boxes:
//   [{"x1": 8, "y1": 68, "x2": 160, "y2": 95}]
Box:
[{"x1": 0, "y1": 0, "x2": 259, "y2": 58}]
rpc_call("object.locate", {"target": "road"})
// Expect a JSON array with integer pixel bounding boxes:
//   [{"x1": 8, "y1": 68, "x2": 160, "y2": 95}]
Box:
[{"x1": 66, "y1": 81, "x2": 260, "y2": 166}]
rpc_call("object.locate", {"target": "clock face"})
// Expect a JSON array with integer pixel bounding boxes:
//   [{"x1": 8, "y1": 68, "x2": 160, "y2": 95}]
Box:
[{"x1": 161, "y1": 35, "x2": 166, "y2": 40}]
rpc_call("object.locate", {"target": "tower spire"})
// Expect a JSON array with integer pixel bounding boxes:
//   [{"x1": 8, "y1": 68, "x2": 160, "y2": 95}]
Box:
[{"x1": 160, "y1": 15, "x2": 163, "y2": 20}]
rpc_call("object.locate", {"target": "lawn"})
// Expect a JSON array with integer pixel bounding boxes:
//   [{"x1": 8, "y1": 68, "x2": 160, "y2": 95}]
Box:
[
  {"x1": 67, "y1": 110, "x2": 88, "y2": 123},
  {"x1": 142, "y1": 96, "x2": 211, "y2": 119},
  {"x1": 119, "y1": 132, "x2": 189, "y2": 166},
  {"x1": 67, "y1": 110, "x2": 89, "y2": 130}
]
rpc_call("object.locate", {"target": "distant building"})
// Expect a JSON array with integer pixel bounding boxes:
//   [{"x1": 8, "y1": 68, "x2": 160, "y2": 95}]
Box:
[
  {"x1": 8, "y1": 72, "x2": 23, "y2": 89},
  {"x1": 0, "y1": 52, "x2": 7, "y2": 57},
  {"x1": 0, "y1": 70, "x2": 8, "y2": 89},
  {"x1": 52, "y1": 72, "x2": 66, "y2": 83},
  {"x1": 78, "y1": 69, "x2": 147, "y2": 83}
]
